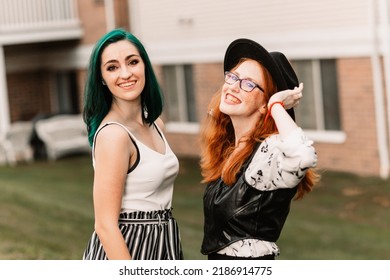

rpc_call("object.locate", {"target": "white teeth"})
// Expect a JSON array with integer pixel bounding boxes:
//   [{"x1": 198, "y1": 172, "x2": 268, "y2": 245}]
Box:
[
  {"x1": 119, "y1": 81, "x2": 135, "y2": 87},
  {"x1": 226, "y1": 94, "x2": 240, "y2": 104}
]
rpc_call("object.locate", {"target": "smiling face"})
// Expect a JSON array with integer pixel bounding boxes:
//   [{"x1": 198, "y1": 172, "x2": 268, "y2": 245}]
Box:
[
  {"x1": 219, "y1": 59, "x2": 265, "y2": 119},
  {"x1": 100, "y1": 40, "x2": 146, "y2": 104}
]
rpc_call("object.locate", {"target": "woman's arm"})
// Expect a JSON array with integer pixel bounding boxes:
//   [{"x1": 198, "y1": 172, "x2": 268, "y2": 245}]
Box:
[
  {"x1": 245, "y1": 83, "x2": 316, "y2": 190},
  {"x1": 268, "y1": 83, "x2": 303, "y2": 139},
  {"x1": 92, "y1": 125, "x2": 133, "y2": 260},
  {"x1": 245, "y1": 128, "x2": 317, "y2": 190}
]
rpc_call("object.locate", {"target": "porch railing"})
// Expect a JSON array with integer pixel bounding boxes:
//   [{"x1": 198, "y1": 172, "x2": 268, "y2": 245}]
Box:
[{"x1": 0, "y1": 0, "x2": 80, "y2": 32}]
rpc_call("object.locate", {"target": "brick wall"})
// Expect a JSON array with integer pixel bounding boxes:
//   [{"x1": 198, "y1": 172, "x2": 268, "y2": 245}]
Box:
[
  {"x1": 77, "y1": 0, "x2": 107, "y2": 44},
  {"x1": 114, "y1": 0, "x2": 130, "y2": 30},
  {"x1": 314, "y1": 57, "x2": 381, "y2": 176},
  {"x1": 76, "y1": 0, "x2": 131, "y2": 45},
  {"x1": 7, "y1": 70, "x2": 52, "y2": 122}
]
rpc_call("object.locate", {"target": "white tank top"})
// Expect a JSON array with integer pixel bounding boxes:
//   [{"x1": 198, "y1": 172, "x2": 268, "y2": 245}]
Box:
[{"x1": 92, "y1": 122, "x2": 179, "y2": 213}]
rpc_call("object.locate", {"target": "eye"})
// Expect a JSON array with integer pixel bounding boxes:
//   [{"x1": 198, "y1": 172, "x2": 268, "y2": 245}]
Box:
[
  {"x1": 128, "y1": 59, "x2": 139, "y2": 66},
  {"x1": 243, "y1": 80, "x2": 256, "y2": 89},
  {"x1": 230, "y1": 73, "x2": 239, "y2": 81},
  {"x1": 106, "y1": 65, "x2": 117, "y2": 71}
]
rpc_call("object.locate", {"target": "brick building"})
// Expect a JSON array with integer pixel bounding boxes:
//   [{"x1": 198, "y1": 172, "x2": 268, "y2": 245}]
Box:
[{"x1": 1, "y1": 0, "x2": 390, "y2": 179}]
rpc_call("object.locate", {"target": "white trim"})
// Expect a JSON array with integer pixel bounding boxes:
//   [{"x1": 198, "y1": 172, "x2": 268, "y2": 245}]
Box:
[
  {"x1": 0, "y1": 45, "x2": 10, "y2": 136},
  {"x1": 0, "y1": 28, "x2": 82, "y2": 45},
  {"x1": 370, "y1": 0, "x2": 390, "y2": 179},
  {"x1": 128, "y1": 0, "x2": 141, "y2": 34},
  {"x1": 104, "y1": 0, "x2": 115, "y2": 32},
  {"x1": 165, "y1": 121, "x2": 347, "y2": 144},
  {"x1": 165, "y1": 122, "x2": 200, "y2": 134},
  {"x1": 304, "y1": 130, "x2": 346, "y2": 144},
  {"x1": 380, "y1": 0, "x2": 390, "y2": 163}
]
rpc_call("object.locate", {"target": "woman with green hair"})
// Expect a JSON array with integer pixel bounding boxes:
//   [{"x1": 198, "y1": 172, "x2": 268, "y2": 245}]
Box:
[{"x1": 82, "y1": 29, "x2": 183, "y2": 260}]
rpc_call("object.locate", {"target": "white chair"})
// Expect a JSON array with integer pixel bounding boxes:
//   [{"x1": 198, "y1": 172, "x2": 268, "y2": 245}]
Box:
[
  {"x1": 0, "y1": 121, "x2": 34, "y2": 166},
  {"x1": 0, "y1": 134, "x2": 9, "y2": 164},
  {"x1": 35, "y1": 114, "x2": 90, "y2": 161}
]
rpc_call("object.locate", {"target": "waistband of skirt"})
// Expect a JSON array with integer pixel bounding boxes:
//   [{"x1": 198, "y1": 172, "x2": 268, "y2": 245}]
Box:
[{"x1": 118, "y1": 209, "x2": 173, "y2": 224}]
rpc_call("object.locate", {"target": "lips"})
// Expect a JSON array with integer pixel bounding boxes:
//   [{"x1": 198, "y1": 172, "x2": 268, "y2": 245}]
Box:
[
  {"x1": 225, "y1": 93, "x2": 241, "y2": 104},
  {"x1": 118, "y1": 80, "x2": 136, "y2": 89}
]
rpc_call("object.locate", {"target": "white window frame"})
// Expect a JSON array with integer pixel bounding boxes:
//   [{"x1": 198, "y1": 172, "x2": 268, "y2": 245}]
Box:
[
  {"x1": 163, "y1": 64, "x2": 199, "y2": 134},
  {"x1": 294, "y1": 59, "x2": 346, "y2": 143}
]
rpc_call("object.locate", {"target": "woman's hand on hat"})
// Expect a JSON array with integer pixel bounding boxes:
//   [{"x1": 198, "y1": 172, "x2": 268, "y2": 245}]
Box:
[{"x1": 268, "y1": 82, "x2": 303, "y2": 110}]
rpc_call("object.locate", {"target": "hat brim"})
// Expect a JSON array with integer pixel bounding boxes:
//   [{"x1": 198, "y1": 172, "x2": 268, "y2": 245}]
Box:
[{"x1": 223, "y1": 38, "x2": 296, "y2": 120}]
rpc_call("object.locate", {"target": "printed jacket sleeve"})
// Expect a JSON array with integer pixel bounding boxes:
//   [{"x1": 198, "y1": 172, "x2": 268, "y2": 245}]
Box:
[{"x1": 245, "y1": 127, "x2": 317, "y2": 191}]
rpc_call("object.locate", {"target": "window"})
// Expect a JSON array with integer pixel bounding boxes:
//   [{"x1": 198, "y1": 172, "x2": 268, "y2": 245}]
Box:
[
  {"x1": 53, "y1": 71, "x2": 79, "y2": 114},
  {"x1": 162, "y1": 65, "x2": 197, "y2": 123},
  {"x1": 292, "y1": 59, "x2": 341, "y2": 131}
]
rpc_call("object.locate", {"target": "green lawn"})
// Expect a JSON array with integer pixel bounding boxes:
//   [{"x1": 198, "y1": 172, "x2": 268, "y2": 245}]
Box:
[{"x1": 0, "y1": 155, "x2": 389, "y2": 260}]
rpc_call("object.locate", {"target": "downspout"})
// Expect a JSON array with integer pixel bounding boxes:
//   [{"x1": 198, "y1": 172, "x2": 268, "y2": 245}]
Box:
[
  {"x1": 369, "y1": 0, "x2": 390, "y2": 179},
  {"x1": 0, "y1": 44, "x2": 10, "y2": 136},
  {"x1": 104, "y1": 0, "x2": 115, "y2": 32},
  {"x1": 380, "y1": 0, "x2": 390, "y2": 178}
]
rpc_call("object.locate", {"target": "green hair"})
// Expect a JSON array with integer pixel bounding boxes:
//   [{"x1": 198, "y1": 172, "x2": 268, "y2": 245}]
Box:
[{"x1": 83, "y1": 28, "x2": 164, "y2": 146}]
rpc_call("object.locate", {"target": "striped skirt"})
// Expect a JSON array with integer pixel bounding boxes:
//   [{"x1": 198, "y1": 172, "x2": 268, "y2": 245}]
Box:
[{"x1": 82, "y1": 209, "x2": 183, "y2": 260}]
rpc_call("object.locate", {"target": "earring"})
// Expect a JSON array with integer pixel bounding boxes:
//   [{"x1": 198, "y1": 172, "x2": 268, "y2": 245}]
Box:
[
  {"x1": 102, "y1": 80, "x2": 106, "y2": 85},
  {"x1": 143, "y1": 106, "x2": 148, "y2": 119}
]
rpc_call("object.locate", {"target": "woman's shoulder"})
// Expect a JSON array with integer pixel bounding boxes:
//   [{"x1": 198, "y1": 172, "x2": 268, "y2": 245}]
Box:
[
  {"x1": 94, "y1": 122, "x2": 132, "y2": 145},
  {"x1": 154, "y1": 118, "x2": 165, "y2": 130}
]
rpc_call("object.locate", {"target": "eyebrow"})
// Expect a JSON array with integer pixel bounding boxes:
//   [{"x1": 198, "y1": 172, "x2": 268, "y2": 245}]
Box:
[
  {"x1": 232, "y1": 71, "x2": 260, "y2": 84},
  {"x1": 102, "y1": 54, "x2": 140, "y2": 67}
]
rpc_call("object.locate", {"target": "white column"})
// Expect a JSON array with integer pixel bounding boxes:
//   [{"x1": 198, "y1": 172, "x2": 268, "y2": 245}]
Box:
[
  {"x1": 104, "y1": 0, "x2": 115, "y2": 32},
  {"x1": 0, "y1": 45, "x2": 11, "y2": 136},
  {"x1": 380, "y1": 0, "x2": 390, "y2": 164},
  {"x1": 370, "y1": 0, "x2": 390, "y2": 179}
]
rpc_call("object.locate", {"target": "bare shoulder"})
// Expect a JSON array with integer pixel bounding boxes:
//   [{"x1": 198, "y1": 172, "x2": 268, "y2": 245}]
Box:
[
  {"x1": 155, "y1": 118, "x2": 165, "y2": 131},
  {"x1": 95, "y1": 123, "x2": 132, "y2": 151}
]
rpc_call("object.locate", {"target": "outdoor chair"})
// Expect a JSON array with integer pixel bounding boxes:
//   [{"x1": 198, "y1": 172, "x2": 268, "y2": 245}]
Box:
[
  {"x1": 0, "y1": 121, "x2": 34, "y2": 166},
  {"x1": 35, "y1": 114, "x2": 90, "y2": 161}
]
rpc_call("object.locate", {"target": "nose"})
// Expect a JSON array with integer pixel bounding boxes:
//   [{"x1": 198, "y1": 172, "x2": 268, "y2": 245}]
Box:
[
  {"x1": 120, "y1": 65, "x2": 132, "y2": 79},
  {"x1": 229, "y1": 80, "x2": 241, "y2": 92}
]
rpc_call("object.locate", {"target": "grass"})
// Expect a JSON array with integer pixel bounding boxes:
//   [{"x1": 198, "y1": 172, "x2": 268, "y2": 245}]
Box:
[{"x1": 0, "y1": 155, "x2": 389, "y2": 259}]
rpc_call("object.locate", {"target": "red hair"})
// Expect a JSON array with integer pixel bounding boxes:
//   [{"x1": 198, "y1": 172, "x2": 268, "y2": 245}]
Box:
[{"x1": 199, "y1": 60, "x2": 319, "y2": 199}]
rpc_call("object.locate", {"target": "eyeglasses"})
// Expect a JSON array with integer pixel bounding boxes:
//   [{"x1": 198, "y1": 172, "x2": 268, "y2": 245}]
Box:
[{"x1": 224, "y1": 71, "x2": 264, "y2": 93}]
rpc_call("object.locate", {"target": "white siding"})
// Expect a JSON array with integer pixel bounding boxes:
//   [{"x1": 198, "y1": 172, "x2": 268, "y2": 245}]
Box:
[{"x1": 130, "y1": 0, "x2": 374, "y2": 63}]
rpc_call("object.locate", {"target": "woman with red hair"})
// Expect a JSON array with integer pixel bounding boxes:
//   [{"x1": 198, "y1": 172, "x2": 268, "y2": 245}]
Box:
[{"x1": 200, "y1": 38, "x2": 319, "y2": 260}]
